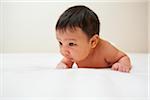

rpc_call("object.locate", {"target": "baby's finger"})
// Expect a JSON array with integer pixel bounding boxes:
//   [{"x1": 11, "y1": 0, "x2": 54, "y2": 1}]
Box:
[
  {"x1": 118, "y1": 66, "x2": 123, "y2": 72},
  {"x1": 111, "y1": 63, "x2": 119, "y2": 71},
  {"x1": 125, "y1": 68, "x2": 130, "y2": 73},
  {"x1": 122, "y1": 67, "x2": 127, "y2": 72},
  {"x1": 121, "y1": 67, "x2": 130, "y2": 73}
]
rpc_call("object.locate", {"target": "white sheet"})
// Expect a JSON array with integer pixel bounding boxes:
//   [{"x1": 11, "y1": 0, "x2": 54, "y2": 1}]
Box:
[{"x1": 0, "y1": 53, "x2": 149, "y2": 100}]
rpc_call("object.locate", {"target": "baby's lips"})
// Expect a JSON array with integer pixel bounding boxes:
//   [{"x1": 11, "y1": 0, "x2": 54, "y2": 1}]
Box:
[
  {"x1": 70, "y1": 58, "x2": 74, "y2": 62},
  {"x1": 68, "y1": 57, "x2": 74, "y2": 61},
  {"x1": 64, "y1": 55, "x2": 73, "y2": 60}
]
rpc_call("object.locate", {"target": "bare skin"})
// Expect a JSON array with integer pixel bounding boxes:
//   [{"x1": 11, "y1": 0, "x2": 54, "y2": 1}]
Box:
[{"x1": 56, "y1": 27, "x2": 132, "y2": 73}]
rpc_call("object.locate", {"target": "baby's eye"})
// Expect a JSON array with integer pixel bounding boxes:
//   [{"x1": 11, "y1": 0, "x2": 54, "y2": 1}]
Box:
[
  {"x1": 69, "y1": 43, "x2": 76, "y2": 46},
  {"x1": 59, "y1": 42, "x2": 62, "y2": 46}
]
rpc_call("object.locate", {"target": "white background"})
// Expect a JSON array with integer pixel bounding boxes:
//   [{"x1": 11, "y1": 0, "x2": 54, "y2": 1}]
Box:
[{"x1": 0, "y1": 0, "x2": 149, "y2": 53}]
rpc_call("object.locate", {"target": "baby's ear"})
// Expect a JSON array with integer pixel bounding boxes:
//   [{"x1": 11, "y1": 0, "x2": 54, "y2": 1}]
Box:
[{"x1": 90, "y1": 34, "x2": 99, "y2": 48}]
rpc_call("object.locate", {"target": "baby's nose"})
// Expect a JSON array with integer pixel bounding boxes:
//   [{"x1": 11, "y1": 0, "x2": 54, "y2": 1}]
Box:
[{"x1": 60, "y1": 47, "x2": 70, "y2": 56}]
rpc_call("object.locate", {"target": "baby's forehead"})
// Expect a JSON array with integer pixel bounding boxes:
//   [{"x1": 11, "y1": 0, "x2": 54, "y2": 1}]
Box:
[
  {"x1": 56, "y1": 27, "x2": 90, "y2": 41},
  {"x1": 56, "y1": 33, "x2": 79, "y2": 41},
  {"x1": 56, "y1": 27, "x2": 82, "y2": 34}
]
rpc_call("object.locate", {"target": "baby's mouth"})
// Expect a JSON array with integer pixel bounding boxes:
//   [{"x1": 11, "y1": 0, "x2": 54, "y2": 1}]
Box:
[
  {"x1": 65, "y1": 55, "x2": 73, "y2": 60},
  {"x1": 65, "y1": 55, "x2": 70, "y2": 58},
  {"x1": 68, "y1": 57, "x2": 74, "y2": 61}
]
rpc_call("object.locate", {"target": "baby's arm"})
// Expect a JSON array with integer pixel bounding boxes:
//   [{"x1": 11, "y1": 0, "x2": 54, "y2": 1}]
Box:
[{"x1": 56, "y1": 57, "x2": 74, "y2": 69}]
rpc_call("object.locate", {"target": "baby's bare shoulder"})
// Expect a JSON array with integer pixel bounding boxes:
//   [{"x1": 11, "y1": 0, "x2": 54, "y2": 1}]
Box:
[
  {"x1": 100, "y1": 40, "x2": 119, "y2": 59},
  {"x1": 100, "y1": 40, "x2": 118, "y2": 53},
  {"x1": 100, "y1": 40, "x2": 126, "y2": 63}
]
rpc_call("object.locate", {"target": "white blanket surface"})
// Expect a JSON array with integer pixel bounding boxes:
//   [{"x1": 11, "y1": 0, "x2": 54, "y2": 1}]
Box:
[{"x1": 0, "y1": 53, "x2": 149, "y2": 100}]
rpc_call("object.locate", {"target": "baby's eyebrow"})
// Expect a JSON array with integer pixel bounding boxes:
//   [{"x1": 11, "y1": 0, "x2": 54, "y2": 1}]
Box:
[
  {"x1": 65, "y1": 39, "x2": 77, "y2": 41},
  {"x1": 56, "y1": 37, "x2": 77, "y2": 41}
]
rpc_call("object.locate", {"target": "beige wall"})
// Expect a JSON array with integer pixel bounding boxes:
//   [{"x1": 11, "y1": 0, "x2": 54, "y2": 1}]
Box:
[
  {"x1": 148, "y1": 0, "x2": 150, "y2": 53},
  {"x1": 0, "y1": 1, "x2": 148, "y2": 53}
]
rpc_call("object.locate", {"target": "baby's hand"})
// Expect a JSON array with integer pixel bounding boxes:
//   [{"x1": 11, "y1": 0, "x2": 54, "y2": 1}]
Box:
[
  {"x1": 56, "y1": 62, "x2": 68, "y2": 69},
  {"x1": 111, "y1": 62, "x2": 131, "y2": 73}
]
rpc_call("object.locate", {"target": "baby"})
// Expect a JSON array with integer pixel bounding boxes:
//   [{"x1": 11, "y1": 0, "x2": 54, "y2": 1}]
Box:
[{"x1": 55, "y1": 5, "x2": 132, "y2": 73}]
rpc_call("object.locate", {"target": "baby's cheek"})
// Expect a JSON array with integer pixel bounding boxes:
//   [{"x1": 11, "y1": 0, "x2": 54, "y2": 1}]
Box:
[
  {"x1": 71, "y1": 47, "x2": 87, "y2": 60},
  {"x1": 71, "y1": 53, "x2": 82, "y2": 61}
]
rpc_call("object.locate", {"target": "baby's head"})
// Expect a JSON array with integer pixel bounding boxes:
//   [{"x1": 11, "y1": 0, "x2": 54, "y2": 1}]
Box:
[
  {"x1": 56, "y1": 5, "x2": 100, "y2": 39},
  {"x1": 56, "y1": 5, "x2": 100, "y2": 62}
]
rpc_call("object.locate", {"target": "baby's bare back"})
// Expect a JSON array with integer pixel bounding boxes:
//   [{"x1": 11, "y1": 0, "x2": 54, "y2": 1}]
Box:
[{"x1": 76, "y1": 39, "x2": 121, "y2": 68}]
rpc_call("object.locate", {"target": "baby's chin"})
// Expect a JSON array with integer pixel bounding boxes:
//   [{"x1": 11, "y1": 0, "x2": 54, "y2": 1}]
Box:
[
  {"x1": 72, "y1": 58, "x2": 83, "y2": 63},
  {"x1": 69, "y1": 58, "x2": 78, "y2": 62},
  {"x1": 67, "y1": 56, "x2": 85, "y2": 62},
  {"x1": 65, "y1": 56, "x2": 74, "y2": 62}
]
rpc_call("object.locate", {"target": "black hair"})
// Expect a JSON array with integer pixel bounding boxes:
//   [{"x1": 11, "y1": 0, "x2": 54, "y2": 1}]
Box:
[{"x1": 56, "y1": 5, "x2": 100, "y2": 39}]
